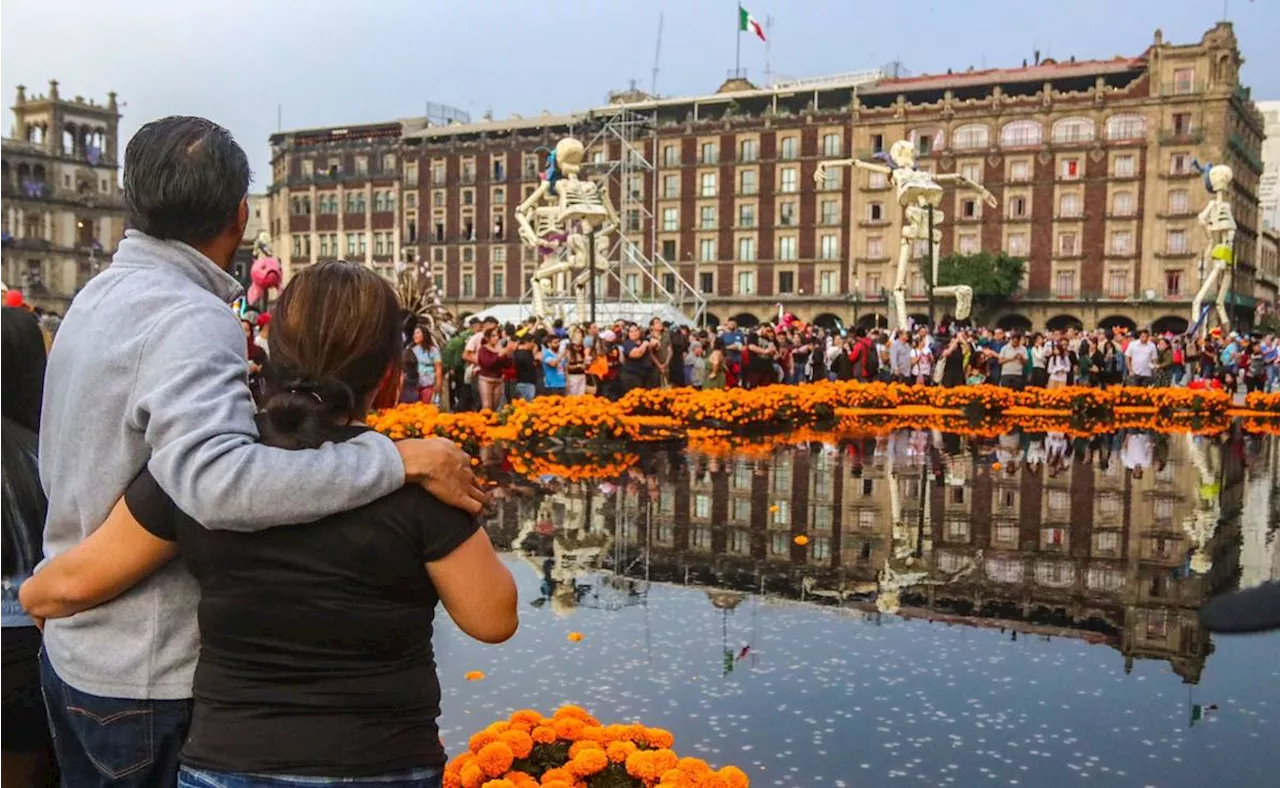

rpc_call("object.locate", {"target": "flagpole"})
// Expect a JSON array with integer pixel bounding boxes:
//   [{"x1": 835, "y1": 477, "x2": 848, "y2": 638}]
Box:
[{"x1": 735, "y1": 5, "x2": 742, "y2": 77}]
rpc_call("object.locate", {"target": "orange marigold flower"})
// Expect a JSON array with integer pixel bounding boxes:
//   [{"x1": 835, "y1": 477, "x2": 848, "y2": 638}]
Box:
[
  {"x1": 793, "y1": 534, "x2": 810, "y2": 546},
  {"x1": 460, "y1": 763, "x2": 486, "y2": 788},
  {"x1": 676, "y1": 756, "x2": 710, "y2": 774},
  {"x1": 509, "y1": 710, "x2": 544, "y2": 726},
  {"x1": 648, "y1": 749, "x2": 678, "y2": 774},
  {"x1": 481, "y1": 780, "x2": 515, "y2": 788},
  {"x1": 600, "y1": 724, "x2": 632, "y2": 743},
  {"x1": 697, "y1": 775, "x2": 731, "y2": 788},
  {"x1": 469, "y1": 731, "x2": 498, "y2": 753},
  {"x1": 553, "y1": 705, "x2": 595, "y2": 723},
  {"x1": 605, "y1": 740, "x2": 638, "y2": 763},
  {"x1": 538, "y1": 782, "x2": 573, "y2": 788},
  {"x1": 475, "y1": 742, "x2": 515, "y2": 778},
  {"x1": 485, "y1": 721, "x2": 512, "y2": 735},
  {"x1": 717, "y1": 765, "x2": 750, "y2": 788},
  {"x1": 567, "y1": 748, "x2": 608, "y2": 778},
  {"x1": 567, "y1": 740, "x2": 603, "y2": 758},
  {"x1": 625, "y1": 751, "x2": 662, "y2": 782},
  {"x1": 552, "y1": 716, "x2": 585, "y2": 741},
  {"x1": 645, "y1": 727, "x2": 675, "y2": 749},
  {"x1": 576, "y1": 725, "x2": 606, "y2": 743},
  {"x1": 442, "y1": 771, "x2": 463, "y2": 788},
  {"x1": 566, "y1": 631, "x2": 584, "y2": 642},
  {"x1": 498, "y1": 730, "x2": 534, "y2": 760},
  {"x1": 539, "y1": 767, "x2": 574, "y2": 785},
  {"x1": 465, "y1": 671, "x2": 486, "y2": 681},
  {"x1": 530, "y1": 725, "x2": 557, "y2": 745}
]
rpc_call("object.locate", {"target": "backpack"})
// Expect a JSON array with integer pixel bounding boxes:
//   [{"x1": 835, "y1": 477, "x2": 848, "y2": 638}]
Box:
[{"x1": 862, "y1": 339, "x2": 880, "y2": 379}]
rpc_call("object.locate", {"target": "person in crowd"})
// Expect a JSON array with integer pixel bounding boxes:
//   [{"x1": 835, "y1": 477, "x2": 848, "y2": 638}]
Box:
[
  {"x1": 1046, "y1": 340, "x2": 1072, "y2": 389},
  {"x1": 848, "y1": 327, "x2": 877, "y2": 382},
  {"x1": 703, "y1": 337, "x2": 728, "y2": 390},
  {"x1": 540, "y1": 334, "x2": 568, "y2": 396},
  {"x1": 565, "y1": 329, "x2": 589, "y2": 396},
  {"x1": 2, "y1": 307, "x2": 58, "y2": 788},
  {"x1": 939, "y1": 330, "x2": 970, "y2": 388},
  {"x1": 688, "y1": 339, "x2": 708, "y2": 389},
  {"x1": 462, "y1": 316, "x2": 499, "y2": 412},
  {"x1": 620, "y1": 324, "x2": 655, "y2": 393},
  {"x1": 744, "y1": 325, "x2": 778, "y2": 388},
  {"x1": 1124, "y1": 329, "x2": 1158, "y2": 387},
  {"x1": 510, "y1": 334, "x2": 538, "y2": 402},
  {"x1": 668, "y1": 324, "x2": 688, "y2": 387},
  {"x1": 241, "y1": 317, "x2": 268, "y2": 402},
  {"x1": 997, "y1": 333, "x2": 1028, "y2": 389},
  {"x1": 1152, "y1": 337, "x2": 1175, "y2": 388},
  {"x1": 399, "y1": 345, "x2": 421, "y2": 404},
  {"x1": 410, "y1": 327, "x2": 442, "y2": 406},
  {"x1": 910, "y1": 334, "x2": 934, "y2": 386},
  {"x1": 1028, "y1": 333, "x2": 1049, "y2": 388},
  {"x1": 719, "y1": 319, "x2": 745, "y2": 384},
  {"x1": 477, "y1": 326, "x2": 515, "y2": 410},
  {"x1": 23, "y1": 262, "x2": 518, "y2": 788},
  {"x1": 889, "y1": 329, "x2": 912, "y2": 383},
  {"x1": 35, "y1": 117, "x2": 483, "y2": 788},
  {"x1": 441, "y1": 317, "x2": 477, "y2": 412}
]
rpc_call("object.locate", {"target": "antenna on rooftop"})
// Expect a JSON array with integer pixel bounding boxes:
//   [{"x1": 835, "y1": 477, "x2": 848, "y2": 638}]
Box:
[{"x1": 650, "y1": 12, "x2": 664, "y2": 96}]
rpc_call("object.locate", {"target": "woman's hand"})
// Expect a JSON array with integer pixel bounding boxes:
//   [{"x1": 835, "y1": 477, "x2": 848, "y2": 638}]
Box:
[{"x1": 396, "y1": 438, "x2": 487, "y2": 515}]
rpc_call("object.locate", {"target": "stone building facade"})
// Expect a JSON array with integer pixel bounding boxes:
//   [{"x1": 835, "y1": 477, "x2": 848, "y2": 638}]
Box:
[
  {"x1": 268, "y1": 23, "x2": 1264, "y2": 332},
  {"x1": 1, "y1": 81, "x2": 127, "y2": 311}
]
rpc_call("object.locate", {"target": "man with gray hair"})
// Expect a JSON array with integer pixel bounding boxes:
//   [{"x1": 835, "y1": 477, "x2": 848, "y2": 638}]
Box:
[{"x1": 36, "y1": 116, "x2": 485, "y2": 787}]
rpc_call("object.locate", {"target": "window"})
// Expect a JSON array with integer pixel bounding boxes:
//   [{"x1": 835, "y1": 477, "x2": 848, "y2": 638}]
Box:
[
  {"x1": 868, "y1": 171, "x2": 888, "y2": 189},
  {"x1": 373, "y1": 191, "x2": 387, "y2": 212},
  {"x1": 866, "y1": 236, "x2": 884, "y2": 258},
  {"x1": 779, "y1": 201, "x2": 796, "y2": 226},
  {"x1": 1111, "y1": 230, "x2": 1132, "y2": 255},
  {"x1": 819, "y1": 269, "x2": 837, "y2": 295},
  {"x1": 461, "y1": 272, "x2": 474, "y2": 297},
  {"x1": 1054, "y1": 269, "x2": 1076, "y2": 297},
  {"x1": 382, "y1": 153, "x2": 396, "y2": 172},
  {"x1": 345, "y1": 232, "x2": 358, "y2": 256},
  {"x1": 1167, "y1": 228, "x2": 1188, "y2": 254},
  {"x1": 821, "y1": 167, "x2": 840, "y2": 191},
  {"x1": 291, "y1": 235, "x2": 302, "y2": 257},
  {"x1": 822, "y1": 133, "x2": 842, "y2": 156},
  {"x1": 699, "y1": 271, "x2": 714, "y2": 292},
  {"x1": 958, "y1": 233, "x2": 978, "y2": 254},
  {"x1": 1168, "y1": 189, "x2": 1189, "y2": 214},
  {"x1": 319, "y1": 234, "x2": 329, "y2": 256},
  {"x1": 1010, "y1": 160, "x2": 1030, "y2": 182},
  {"x1": 951, "y1": 125, "x2": 990, "y2": 152},
  {"x1": 699, "y1": 238, "x2": 716, "y2": 262},
  {"x1": 914, "y1": 130, "x2": 935, "y2": 156},
  {"x1": 739, "y1": 138, "x2": 759, "y2": 162},
  {"x1": 625, "y1": 272, "x2": 640, "y2": 293},
  {"x1": 462, "y1": 189, "x2": 474, "y2": 206},
  {"x1": 625, "y1": 209, "x2": 641, "y2": 232},
  {"x1": 1008, "y1": 233, "x2": 1027, "y2": 256},
  {"x1": 1107, "y1": 268, "x2": 1128, "y2": 298},
  {"x1": 869, "y1": 133, "x2": 885, "y2": 153},
  {"x1": 1114, "y1": 154, "x2": 1136, "y2": 177},
  {"x1": 1112, "y1": 191, "x2": 1134, "y2": 216},
  {"x1": 374, "y1": 232, "x2": 386, "y2": 255},
  {"x1": 737, "y1": 270, "x2": 755, "y2": 294},
  {"x1": 778, "y1": 236, "x2": 797, "y2": 260},
  {"x1": 960, "y1": 162, "x2": 982, "y2": 183},
  {"x1": 492, "y1": 187, "x2": 504, "y2": 204},
  {"x1": 820, "y1": 199, "x2": 839, "y2": 225},
  {"x1": 700, "y1": 141, "x2": 718, "y2": 164},
  {"x1": 406, "y1": 193, "x2": 416, "y2": 208},
  {"x1": 699, "y1": 205, "x2": 716, "y2": 229},
  {"x1": 961, "y1": 198, "x2": 977, "y2": 219},
  {"x1": 1170, "y1": 153, "x2": 1191, "y2": 175},
  {"x1": 780, "y1": 167, "x2": 798, "y2": 193},
  {"x1": 301, "y1": 159, "x2": 315, "y2": 178},
  {"x1": 1107, "y1": 114, "x2": 1146, "y2": 140},
  {"x1": 867, "y1": 202, "x2": 884, "y2": 222},
  {"x1": 662, "y1": 174, "x2": 679, "y2": 199},
  {"x1": 1052, "y1": 117, "x2": 1095, "y2": 144},
  {"x1": 738, "y1": 204, "x2": 756, "y2": 228},
  {"x1": 1009, "y1": 195, "x2": 1028, "y2": 218},
  {"x1": 1165, "y1": 269, "x2": 1183, "y2": 296},
  {"x1": 866, "y1": 272, "x2": 882, "y2": 294},
  {"x1": 700, "y1": 172, "x2": 717, "y2": 197},
  {"x1": 739, "y1": 170, "x2": 758, "y2": 194},
  {"x1": 1172, "y1": 112, "x2": 1193, "y2": 135},
  {"x1": 662, "y1": 144, "x2": 680, "y2": 167},
  {"x1": 492, "y1": 247, "x2": 505, "y2": 263},
  {"x1": 461, "y1": 246, "x2": 473, "y2": 263},
  {"x1": 432, "y1": 248, "x2": 445, "y2": 263},
  {"x1": 431, "y1": 162, "x2": 446, "y2": 184},
  {"x1": 778, "y1": 270, "x2": 795, "y2": 294},
  {"x1": 820, "y1": 234, "x2": 839, "y2": 260},
  {"x1": 1173, "y1": 67, "x2": 1195, "y2": 95},
  {"x1": 1000, "y1": 120, "x2": 1042, "y2": 148},
  {"x1": 492, "y1": 271, "x2": 505, "y2": 298},
  {"x1": 432, "y1": 190, "x2": 446, "y2": 208},
  {"x1": 354, "y1": 156, "x2": 368, "y2": 175},
  {"x1": 662, "y1": 207, "x2": 679, "y2": 231},
  {"x1": 1059, "y1": 232, "x2": 1078, "y2": 256},
  {"x1": 738, "y1": 237, "x2": 756, "y2": 261},
  {"x1": 1059, "y1": 193, "x2": 1081, "y2": 218},
  {"x1": 661, "y1": 239, "x2": 677, "y2": 260},
  {"x1": 491, "y1": 157, "x2": 506, "y2": 180},
  {"x1": 404, "y1": 162, "x2": 418, "y2": 185},
  {"x1": 358, "y1": 234, "x2": 367, "y2": 255},
  {"x1": 1060, "y1": 158, "x2": 1080, "y2": 179},
  {"x1": 779, "y1": 136, "x2": 798, "y2": 159}
]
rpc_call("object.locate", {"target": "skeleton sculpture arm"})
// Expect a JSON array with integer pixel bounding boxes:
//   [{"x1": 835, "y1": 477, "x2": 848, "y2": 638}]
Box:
[
  {"x1": 515, "y1": 180, "x2": 553, "y2": 248},
  {"x1": 813, "y1": 158, "x2": 892, "y2": 185},
  {"x1": 935, "y1": 174, "x2": 999, "y2": 208}
]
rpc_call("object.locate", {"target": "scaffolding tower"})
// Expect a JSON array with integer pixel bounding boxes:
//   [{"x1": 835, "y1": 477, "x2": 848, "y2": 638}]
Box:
[{"x1": 520, "y1": 106, "x2": 707, "y2": 326}]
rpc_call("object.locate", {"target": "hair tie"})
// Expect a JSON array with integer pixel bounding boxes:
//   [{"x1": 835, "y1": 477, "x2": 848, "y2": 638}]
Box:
[{"x1": 289, "y1": 388, "x2": 323, "y2": 405}]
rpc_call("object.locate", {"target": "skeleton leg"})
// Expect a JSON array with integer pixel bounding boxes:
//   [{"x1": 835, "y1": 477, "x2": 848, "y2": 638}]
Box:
[
  {"x1": 1191, "y1": 259, "x2": 1224, "y2": 336},
  {"x1": 894, "y1": 235, "x2": 911, "y2": 332},
  {"x1": 927, "y1": 223, "x2": 973, "y2": 320},
  {"x1": 1215, "y1": 266, "x2": 1233, "y2": 332}
]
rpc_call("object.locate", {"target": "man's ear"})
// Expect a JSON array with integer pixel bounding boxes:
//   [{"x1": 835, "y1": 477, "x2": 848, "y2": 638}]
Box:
[{"x1": 236, "y1": 197, "x2": 250, "y2": 237}]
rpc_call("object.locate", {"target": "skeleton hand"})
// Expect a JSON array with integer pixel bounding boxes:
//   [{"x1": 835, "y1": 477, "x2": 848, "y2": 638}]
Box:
[
  {"x1": 981, "y1": 189, "x2": 998, "y2": 208},
  {"x1": 519, "y1": 227, "x2": 541, "y2": 247},
  {"x1": 813, "y1": 163, "x2": 829, "y2": 186}
]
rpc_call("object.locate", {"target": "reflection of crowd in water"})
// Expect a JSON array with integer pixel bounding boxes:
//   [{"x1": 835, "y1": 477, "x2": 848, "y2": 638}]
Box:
[{"x1": 481, "y1": 427, "x2": 1272, "y2": 682}]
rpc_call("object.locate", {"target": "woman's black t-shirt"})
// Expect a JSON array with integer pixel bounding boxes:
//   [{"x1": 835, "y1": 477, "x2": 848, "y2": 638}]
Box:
[
  {"x1": 512, "y1": 347, "x2": 538, "y2": 385},
  {"x1": 125, "y1": 424, "x2": 478, "y2": 777}
]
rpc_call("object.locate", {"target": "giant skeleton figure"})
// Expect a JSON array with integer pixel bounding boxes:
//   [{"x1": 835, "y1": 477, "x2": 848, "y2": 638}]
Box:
[
  {"x1": 1182, "y1": 434, "x2": 1221, "y2": 575},
  {"x1": 516, "y1": 137, "x2": 619, "y2": 319},
  {"x1": 816, "y1": 140, "x2": 997, "y2": 331},
  {"x1": 1189, "y1": 163, "x2": 1237, "y2": 336}
]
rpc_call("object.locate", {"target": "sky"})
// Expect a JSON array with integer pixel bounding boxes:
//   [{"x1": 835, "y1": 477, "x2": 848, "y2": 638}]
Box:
[{"x1": 2, "y1": 0, "x2": 1277, "y2": 184}]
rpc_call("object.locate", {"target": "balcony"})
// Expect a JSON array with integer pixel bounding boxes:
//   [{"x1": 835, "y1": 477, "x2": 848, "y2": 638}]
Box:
[
  {"x1": 1159, "y1": 170, "x2": 1199, "y2": 181},
  {"x1": 1159, "y1": 128, "x2": 1204, "y2": 145},
  {"x1": 858, "y1": 218, "x2": 891, "y2": 229},
  {"x1": 1154, "y1": 249, "x2": 1196, "y2": 259},
  {"x1": 1161, "y1": 80, "x2": 1205, "y2": 98}
]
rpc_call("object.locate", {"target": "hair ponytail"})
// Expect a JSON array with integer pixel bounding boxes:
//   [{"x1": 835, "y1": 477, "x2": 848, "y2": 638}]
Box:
[{"x1": 258, "y1": 364, "x2": 358, "y2": 450}]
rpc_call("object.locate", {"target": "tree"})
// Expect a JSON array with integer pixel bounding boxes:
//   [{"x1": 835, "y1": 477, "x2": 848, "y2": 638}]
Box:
[{"x1": 926, "y1": 251, "x2": 1027, "y2": 322}]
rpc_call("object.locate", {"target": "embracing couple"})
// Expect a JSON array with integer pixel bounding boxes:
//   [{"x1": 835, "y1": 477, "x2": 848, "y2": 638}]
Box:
[{"x1": 18, "y1": 117, "x2": 518, "y2": 788}]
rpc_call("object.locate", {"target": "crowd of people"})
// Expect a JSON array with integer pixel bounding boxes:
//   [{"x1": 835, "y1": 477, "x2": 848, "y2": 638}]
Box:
[{"x1": 430, "y1": 313, "x2": 1280, "y2": 411}]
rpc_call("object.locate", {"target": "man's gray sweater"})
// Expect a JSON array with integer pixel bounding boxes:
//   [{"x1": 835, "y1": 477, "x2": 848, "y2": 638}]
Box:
[{"x1": 39, "y1": 231, "x2": 404, "y2": 700}]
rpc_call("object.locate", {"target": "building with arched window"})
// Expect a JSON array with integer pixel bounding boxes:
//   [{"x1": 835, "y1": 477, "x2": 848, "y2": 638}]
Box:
[{"x1": 1, "y1": 81, "x2": 128, "y2": 310}]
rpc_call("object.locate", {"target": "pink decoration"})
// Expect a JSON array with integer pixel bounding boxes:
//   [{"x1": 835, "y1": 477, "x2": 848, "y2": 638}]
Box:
[{"x1": 247, "y1": 257, "x2": 282, "y2": 305}]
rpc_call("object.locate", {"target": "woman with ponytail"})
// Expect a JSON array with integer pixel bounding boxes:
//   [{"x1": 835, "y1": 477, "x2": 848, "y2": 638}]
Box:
[{"x1": 21, "y1": 262, "x2": 518, "y2": 788}]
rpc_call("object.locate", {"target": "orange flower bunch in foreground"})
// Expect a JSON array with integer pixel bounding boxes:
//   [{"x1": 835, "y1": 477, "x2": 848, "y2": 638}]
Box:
[
  {"x1": 1245, "y1": 391, "x2": 1280, "y2": 413},
  {"x1": 444, "y1": 705, "x2": 748, "y2": 788}
]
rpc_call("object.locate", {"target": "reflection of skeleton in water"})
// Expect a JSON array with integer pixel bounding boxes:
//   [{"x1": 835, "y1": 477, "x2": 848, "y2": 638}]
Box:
[{"x1": 1182, "y1": 434, "x2": 1221, "y2": 574}]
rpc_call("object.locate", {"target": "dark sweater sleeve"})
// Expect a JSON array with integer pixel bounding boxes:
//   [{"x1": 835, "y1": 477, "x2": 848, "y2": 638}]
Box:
[{"x1": 123, "y1": 468, "x2": 179, "y2": 542}]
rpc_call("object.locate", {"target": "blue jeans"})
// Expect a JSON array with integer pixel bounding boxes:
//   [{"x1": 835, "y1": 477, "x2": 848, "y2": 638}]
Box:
[
  {"x1": 514, "y1": 382, "x2": 537, "y2": 401},
  {"x1": 40, "y1": 649, "x2": 192, "y2": 788},
  {"x1": 178, "y1": 766, "x2": 442, "y2": 788}
]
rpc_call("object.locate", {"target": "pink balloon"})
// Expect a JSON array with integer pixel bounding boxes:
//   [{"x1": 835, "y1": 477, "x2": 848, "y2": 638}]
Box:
[{"x1": 4, "y1": 289, "x2": 24, "y2": 308}]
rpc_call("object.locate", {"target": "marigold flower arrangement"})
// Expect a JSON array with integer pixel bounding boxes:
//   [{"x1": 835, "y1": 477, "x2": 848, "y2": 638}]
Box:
[{"x1": 444, "y1": 706, "x2": 748, "y2": 788}]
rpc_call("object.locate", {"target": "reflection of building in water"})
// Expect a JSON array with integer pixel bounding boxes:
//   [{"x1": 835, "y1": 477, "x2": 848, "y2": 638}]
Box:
[
  {"x1": 1240, "y1": 437, "x2": 1280, "y2": 589},
  {"x1": 486, "y1": 432, "x2": 1252, "y2": 684}
]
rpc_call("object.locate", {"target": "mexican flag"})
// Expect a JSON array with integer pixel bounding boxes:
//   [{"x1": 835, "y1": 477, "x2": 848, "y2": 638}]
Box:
[{"x1": 739, "y1": 5, "x2": 766, "y2": 41}]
